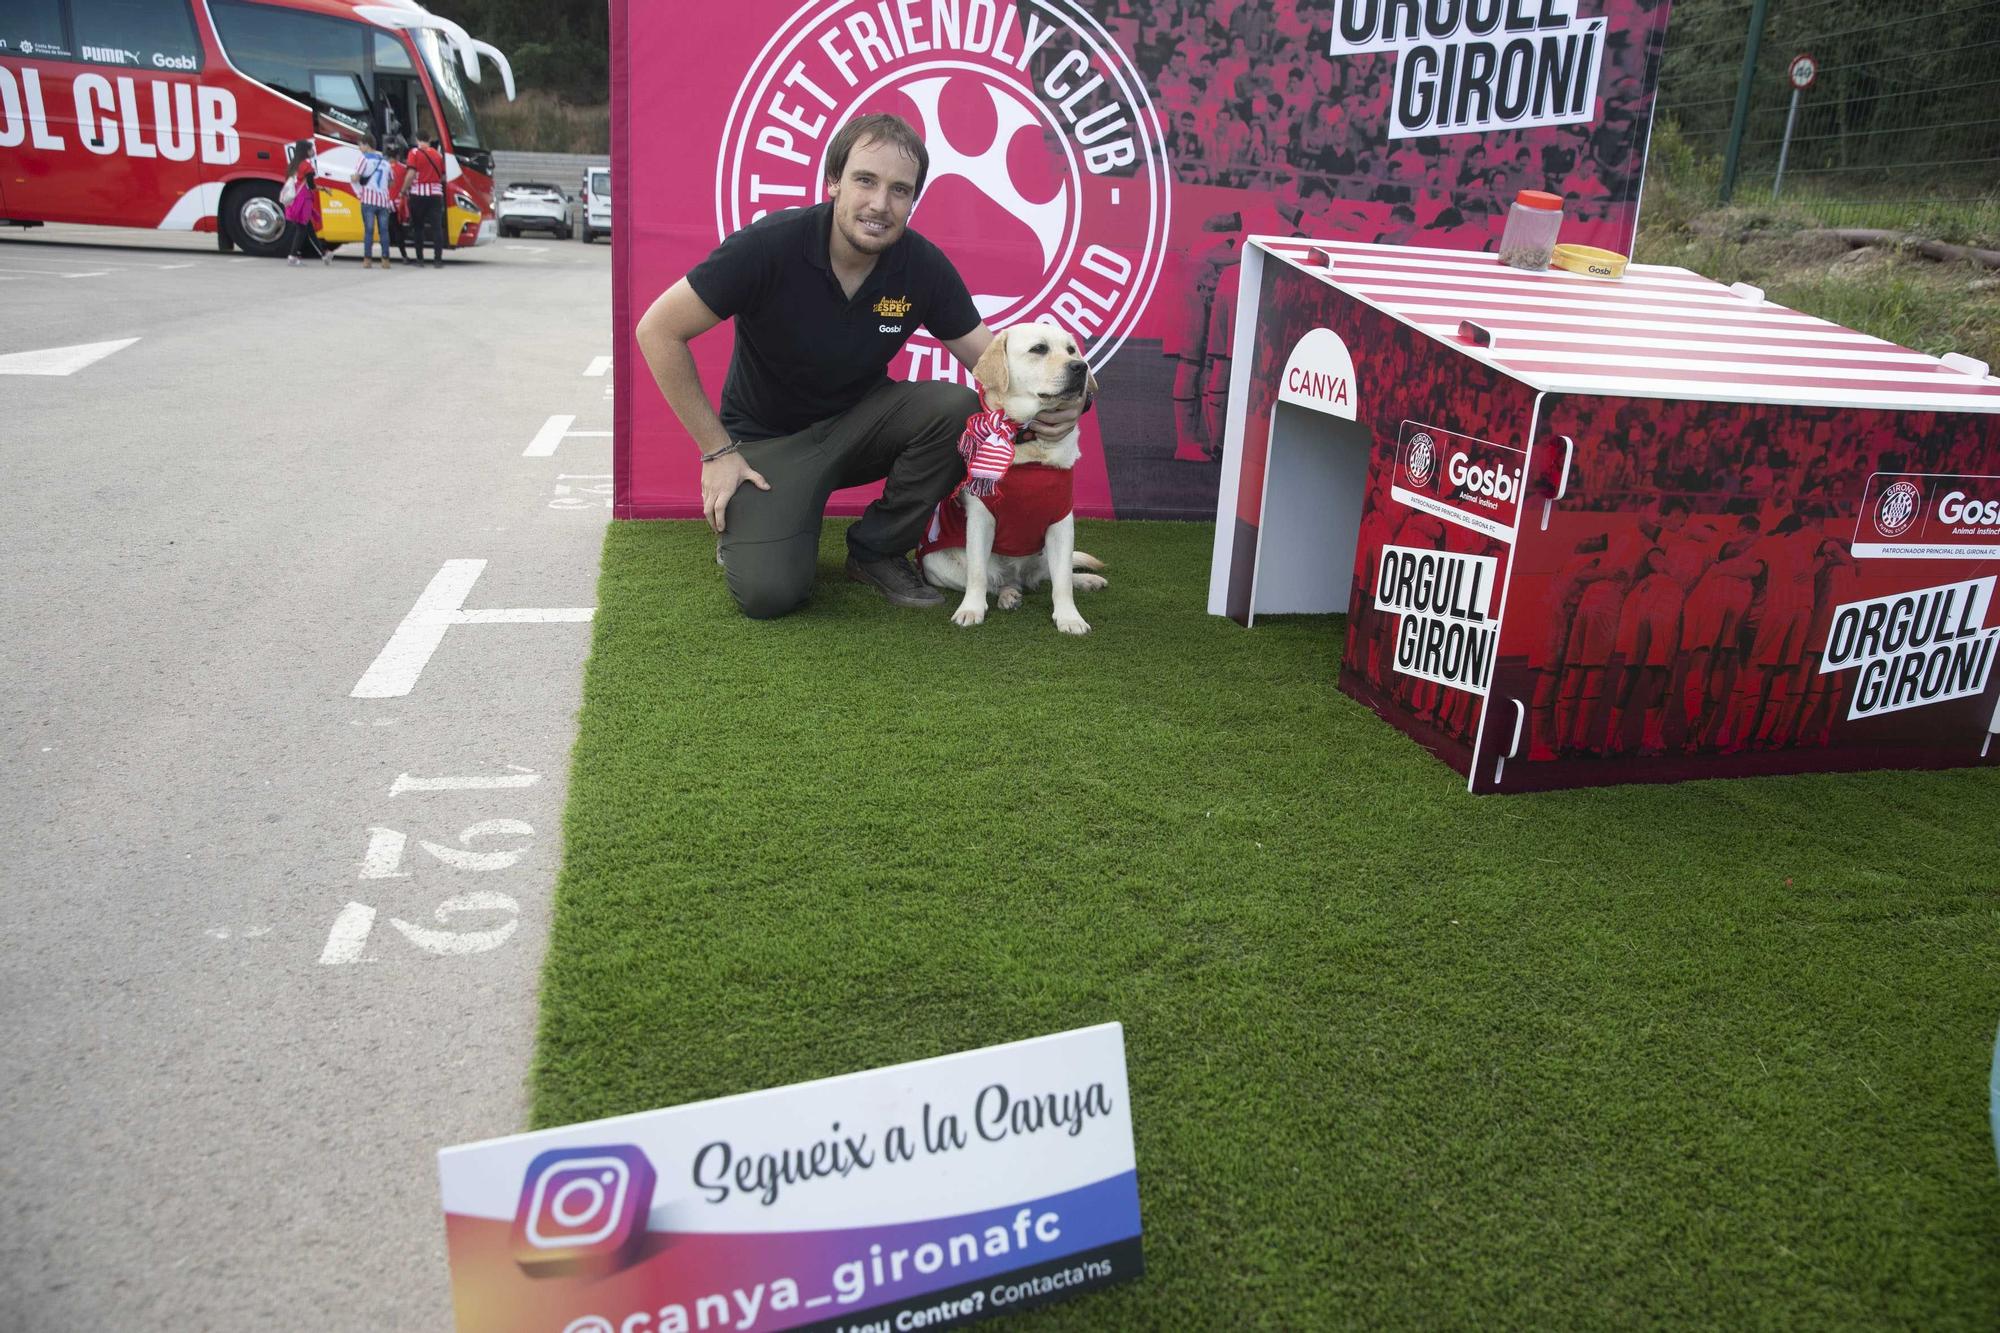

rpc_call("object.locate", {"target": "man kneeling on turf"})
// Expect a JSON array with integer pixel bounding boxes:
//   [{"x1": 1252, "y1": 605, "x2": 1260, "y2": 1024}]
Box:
[{"x1": 635, "y1": 113, "x2": 1082, "y2": 618}]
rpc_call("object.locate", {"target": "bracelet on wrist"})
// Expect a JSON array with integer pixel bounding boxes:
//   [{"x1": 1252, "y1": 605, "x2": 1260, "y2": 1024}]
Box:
[{"x1": 700, "y1": 441, "x2": 742, "y2": 464}]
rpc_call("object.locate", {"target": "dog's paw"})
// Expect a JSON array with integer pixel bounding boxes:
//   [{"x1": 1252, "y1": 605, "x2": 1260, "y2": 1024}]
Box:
[
  {"x1": 1054, "y1": 612, "x2": 1091, "y2": 636},
  {"x1": 997, "y1": 586, "x2": 1023, "y2": 611},
  {"x1": 1072, "y1": 573, "x2": 1107, "y2": 593},
  {"x1": 952, "y1": 603, "x2": 987, "y2": 627}
]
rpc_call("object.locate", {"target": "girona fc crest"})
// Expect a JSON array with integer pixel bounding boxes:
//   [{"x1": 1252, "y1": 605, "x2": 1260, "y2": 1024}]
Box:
[
  {"x1": 1405, "y1": 432, "x2": 1437, "y2": 488},
  {"x1": 715, "y1": 0, "x2": 1170, "y2": 370},
  {"x1": 1874, "y1": 479, "x2": 1922, "y2": 538}
]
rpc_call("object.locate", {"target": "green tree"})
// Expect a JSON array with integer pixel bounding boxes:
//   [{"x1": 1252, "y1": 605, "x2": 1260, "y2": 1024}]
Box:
[{"x1": 427, "y1": 0, "x2": 609, "y2": 103}]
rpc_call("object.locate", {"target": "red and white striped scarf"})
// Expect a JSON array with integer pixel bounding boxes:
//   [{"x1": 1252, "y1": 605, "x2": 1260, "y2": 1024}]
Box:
[{"x1": 957, "y1": 406, "x2": 1021, "y2": 498}]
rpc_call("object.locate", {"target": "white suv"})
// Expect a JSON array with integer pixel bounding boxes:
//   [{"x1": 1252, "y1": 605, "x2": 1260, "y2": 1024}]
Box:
[
  {"x1": 580, "y1": 167, "x2": 611, "y2": 244},
  {"x1": 497, "y1": 181, "x2": 573, "y2": 240}
]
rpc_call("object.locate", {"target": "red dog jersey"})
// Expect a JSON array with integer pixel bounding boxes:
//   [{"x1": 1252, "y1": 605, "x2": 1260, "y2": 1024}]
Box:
[{"x1": 918, "y1": 464, "x2": 1076, "y2": 558}]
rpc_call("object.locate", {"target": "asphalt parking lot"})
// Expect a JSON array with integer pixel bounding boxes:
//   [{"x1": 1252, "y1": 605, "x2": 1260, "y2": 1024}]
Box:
[{"x1": 1, "y1": 224, "x2": 615, "y2": 1330}]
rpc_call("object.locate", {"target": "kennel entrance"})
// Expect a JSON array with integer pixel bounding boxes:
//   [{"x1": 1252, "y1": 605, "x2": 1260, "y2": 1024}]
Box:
[{"x1": 1238, "y1": 330, "x2": 1376, "y2": 627}]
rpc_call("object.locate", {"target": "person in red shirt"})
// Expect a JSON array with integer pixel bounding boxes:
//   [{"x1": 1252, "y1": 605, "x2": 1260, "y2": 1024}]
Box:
[
  {"x1": 1529, "y1": 537, "x2": 1607, "y2": 760},
  {"x1": 1719, "y1": 514, "x2": 1820, "y2": 751},
  {"x1": 1348, "y1": 490, "x2": 1398, "y2": 689},
  {"x1": 1558, "y1": 521, "x2": 1650, "y2": 754},
  {"x1": 399, "y1": 136, "x2": 449, "y2": 267},
  {"x1": 1605, "y1": 500, "x2": 1726, "y2": 754},
  {"x1": 1674, "y1": 512, "x2": 1762, "y2": 750},
  {"x1": 386, "y1": 138, "x2": 414, "y2": 264}
]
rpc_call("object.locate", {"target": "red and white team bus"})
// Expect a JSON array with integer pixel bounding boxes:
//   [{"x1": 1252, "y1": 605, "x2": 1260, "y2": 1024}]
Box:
[{"x1": 0, "y1": 0, "x2": 514, "y2": 256}]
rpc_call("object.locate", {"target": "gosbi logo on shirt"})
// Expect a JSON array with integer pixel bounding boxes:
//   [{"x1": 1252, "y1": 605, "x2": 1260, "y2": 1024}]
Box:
[{"x1": 717, "y1": 0, "x2": 1171, "y2": 384}]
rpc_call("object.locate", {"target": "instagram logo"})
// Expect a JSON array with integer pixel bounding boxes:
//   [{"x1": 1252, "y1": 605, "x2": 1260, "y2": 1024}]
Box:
[{"x1": 511, "y1": 1146, "x2": 657, "y2": 1278}]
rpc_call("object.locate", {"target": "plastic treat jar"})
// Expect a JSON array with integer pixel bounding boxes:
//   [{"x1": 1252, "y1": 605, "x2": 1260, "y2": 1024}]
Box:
[{"x1": 1497, "y1": 190, "x2": 1564, "y2": 270}]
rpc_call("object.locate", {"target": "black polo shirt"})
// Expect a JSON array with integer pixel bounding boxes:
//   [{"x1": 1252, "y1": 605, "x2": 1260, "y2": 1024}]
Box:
[{"x1": 686, "y1": 202, "x2": 982, "y2": 442}]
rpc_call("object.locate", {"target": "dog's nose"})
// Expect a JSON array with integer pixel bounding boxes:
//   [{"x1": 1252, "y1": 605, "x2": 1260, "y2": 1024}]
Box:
[{"x1": 1064, "y1": 360, "x2": 1087, "y2": 386}]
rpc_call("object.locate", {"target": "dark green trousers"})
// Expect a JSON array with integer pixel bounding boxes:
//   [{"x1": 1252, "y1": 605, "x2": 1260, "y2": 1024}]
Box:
[{"x1": 721, "y1": 379, "x2": 977, "y2": 619}]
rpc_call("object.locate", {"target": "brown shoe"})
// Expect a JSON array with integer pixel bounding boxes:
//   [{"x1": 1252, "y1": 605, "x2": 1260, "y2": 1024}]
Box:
[{"x1": 845, "y1": 553, "x2": 944, "y2": 608}]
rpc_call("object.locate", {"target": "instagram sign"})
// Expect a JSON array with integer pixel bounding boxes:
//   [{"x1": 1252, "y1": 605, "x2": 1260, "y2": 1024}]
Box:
[{"x1": 511, "y1": 1146, "x2": 657, "y2": 1278}]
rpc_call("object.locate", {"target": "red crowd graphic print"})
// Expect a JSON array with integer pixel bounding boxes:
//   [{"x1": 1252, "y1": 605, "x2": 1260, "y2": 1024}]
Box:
[
  {"x1": 1491, "y1": 397, "x2": 2000, "y2": 786},
  {"x1": 1332, "y1": 391, "x2": 2000, "y2": 790}
]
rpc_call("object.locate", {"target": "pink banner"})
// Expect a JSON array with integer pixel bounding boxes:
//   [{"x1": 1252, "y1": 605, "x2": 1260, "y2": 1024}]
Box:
[{"x1": 614, "y1": 0, "x2": 1673, "y2": 519}]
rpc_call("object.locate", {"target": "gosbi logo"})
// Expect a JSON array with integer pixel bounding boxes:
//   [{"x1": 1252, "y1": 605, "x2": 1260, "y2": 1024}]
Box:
[
  {"x1": 1448, "y1": 451, "x2": 1518, "y2": 502},
  {"x1": 717, "y1": 0, "x2": 1171, "y2": 373},
  {"x1": 1874, "y1": 479, "x2": 1922, "y2": 538},
  {"x1": 873, "y1": 294, "x2": 913, "y2": 318},
  {"x1": 1404, "y1": 432, "x2": 1436, "y2": 488},
  {"x1": 1939, "y1": 489, "x2": 2000, "y2": 528}
]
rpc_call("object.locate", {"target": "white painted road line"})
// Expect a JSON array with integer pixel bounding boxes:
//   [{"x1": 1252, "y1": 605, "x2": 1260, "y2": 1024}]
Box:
[
  {"x1": 453, "y1": 607, "x2": 597, "y2": 623},
  {"x1": 584, "y1": 355, "x2": 612, "y2": 376},
  {"x1": 388, "y1": 891, "x2": 520, "y2": 956},
  {"x1": 525, "y1": 415, "x2": 574, "y2": 456},
  {"x1": 359, "y1": 827, "x2": 411, "y2": 879},
  {"x1": 0, "y1": 266, "x2": 112, "y2": 279},
  {"x1": 317, "y1": 903, "x2": 378, "y2": 964},
  {"x1": 0, "y1": 338, "x2": 140, "y2": 376},
  {"x1": 421, "y1": 819, "x2": 534, "y2": 871},
  {"x1": 0, "y1": 248, "x2": 208, "y2": 269},
  {"x1": 524, "y1": 414, "x2": 612, "y2": 457},
  {"x1": 388, "y1": 766, "x2": 540, "y2": 797},
  {"x1": 350, "y1": 560, "x2": 594, "y2": 698},
  {"x1": 0, "y1": 253, "x2": 164, "y2": 271}
]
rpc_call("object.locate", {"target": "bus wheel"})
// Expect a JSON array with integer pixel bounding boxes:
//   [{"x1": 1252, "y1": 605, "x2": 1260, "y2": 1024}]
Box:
[{"x1": 224, "y1": 182, "x2": 289, "y2": 258}]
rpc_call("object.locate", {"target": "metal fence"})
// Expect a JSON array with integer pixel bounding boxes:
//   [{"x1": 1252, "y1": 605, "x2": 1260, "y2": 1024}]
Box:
[{"x1": 1654, "y1": 0, "x2": 2000, "y2": 234}]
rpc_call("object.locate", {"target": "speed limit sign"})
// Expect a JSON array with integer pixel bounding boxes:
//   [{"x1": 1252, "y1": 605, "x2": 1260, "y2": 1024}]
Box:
[{"x1": 1789, "y1": 53, "x2": 1817, "y2": 90}]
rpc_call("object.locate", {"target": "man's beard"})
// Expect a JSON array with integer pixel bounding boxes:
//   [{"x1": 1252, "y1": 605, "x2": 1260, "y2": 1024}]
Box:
[{"x1": 840, "y1": 208, "x2": 900, "y2": 253}]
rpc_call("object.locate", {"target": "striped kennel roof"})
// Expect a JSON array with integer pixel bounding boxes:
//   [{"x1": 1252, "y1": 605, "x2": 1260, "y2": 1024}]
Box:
[{"x1": 1253, "y1": 237, "x2": 2000, "y2": 414}]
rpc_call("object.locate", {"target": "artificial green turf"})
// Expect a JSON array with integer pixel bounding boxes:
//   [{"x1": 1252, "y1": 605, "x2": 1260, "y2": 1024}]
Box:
[{"x1": 534, "y1": 518, "x2": 2000, "y2": 1329}]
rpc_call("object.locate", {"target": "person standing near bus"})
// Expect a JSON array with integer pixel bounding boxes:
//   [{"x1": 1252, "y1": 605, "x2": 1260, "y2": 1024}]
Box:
[
  {"x1": 394, "y1": 140, "x2": 422, "y2": 268},
  {"x1": 400, "y1": 137, "x2": 449, "y2": 268},
  {"x1": 354, "y1": 134, "x2": 396, "y2": 270},
  {"x1": 283, "y1": 155, "x2": 326, "y2": 267}
]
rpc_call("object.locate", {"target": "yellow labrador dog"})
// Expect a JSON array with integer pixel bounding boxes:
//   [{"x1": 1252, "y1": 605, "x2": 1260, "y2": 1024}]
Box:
[{"x1": 919, "y1": 323, "x2": 1108, "y2": 634}]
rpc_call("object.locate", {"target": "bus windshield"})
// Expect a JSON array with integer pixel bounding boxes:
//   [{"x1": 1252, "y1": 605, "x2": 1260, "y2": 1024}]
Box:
[{"x1": 416, "y1": 28, "x2": 482, "y2": 153}]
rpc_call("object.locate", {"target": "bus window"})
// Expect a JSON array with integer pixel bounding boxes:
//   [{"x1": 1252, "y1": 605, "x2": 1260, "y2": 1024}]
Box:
[
  {"x1": 69, "y1": 0, "x2": 203, "y2": 70},
  {"x1": 312, "y1": 72, "x2": 367, "y2": 119},
  {"x1": 4, "y1": 0, "x2": 71, "y2": 60},
  {"x1": 414, "y1": 28, "x2": 483, "y2": 162},
  {"x1": 371, "y1": 30, "x2": 434, "y2": 149},
  {"x1": 209, "y1": 0, "x2": 367, "y2": 135},
  {"x1": 373, "y1": 31, "x2": 412, "y2": 72}
]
